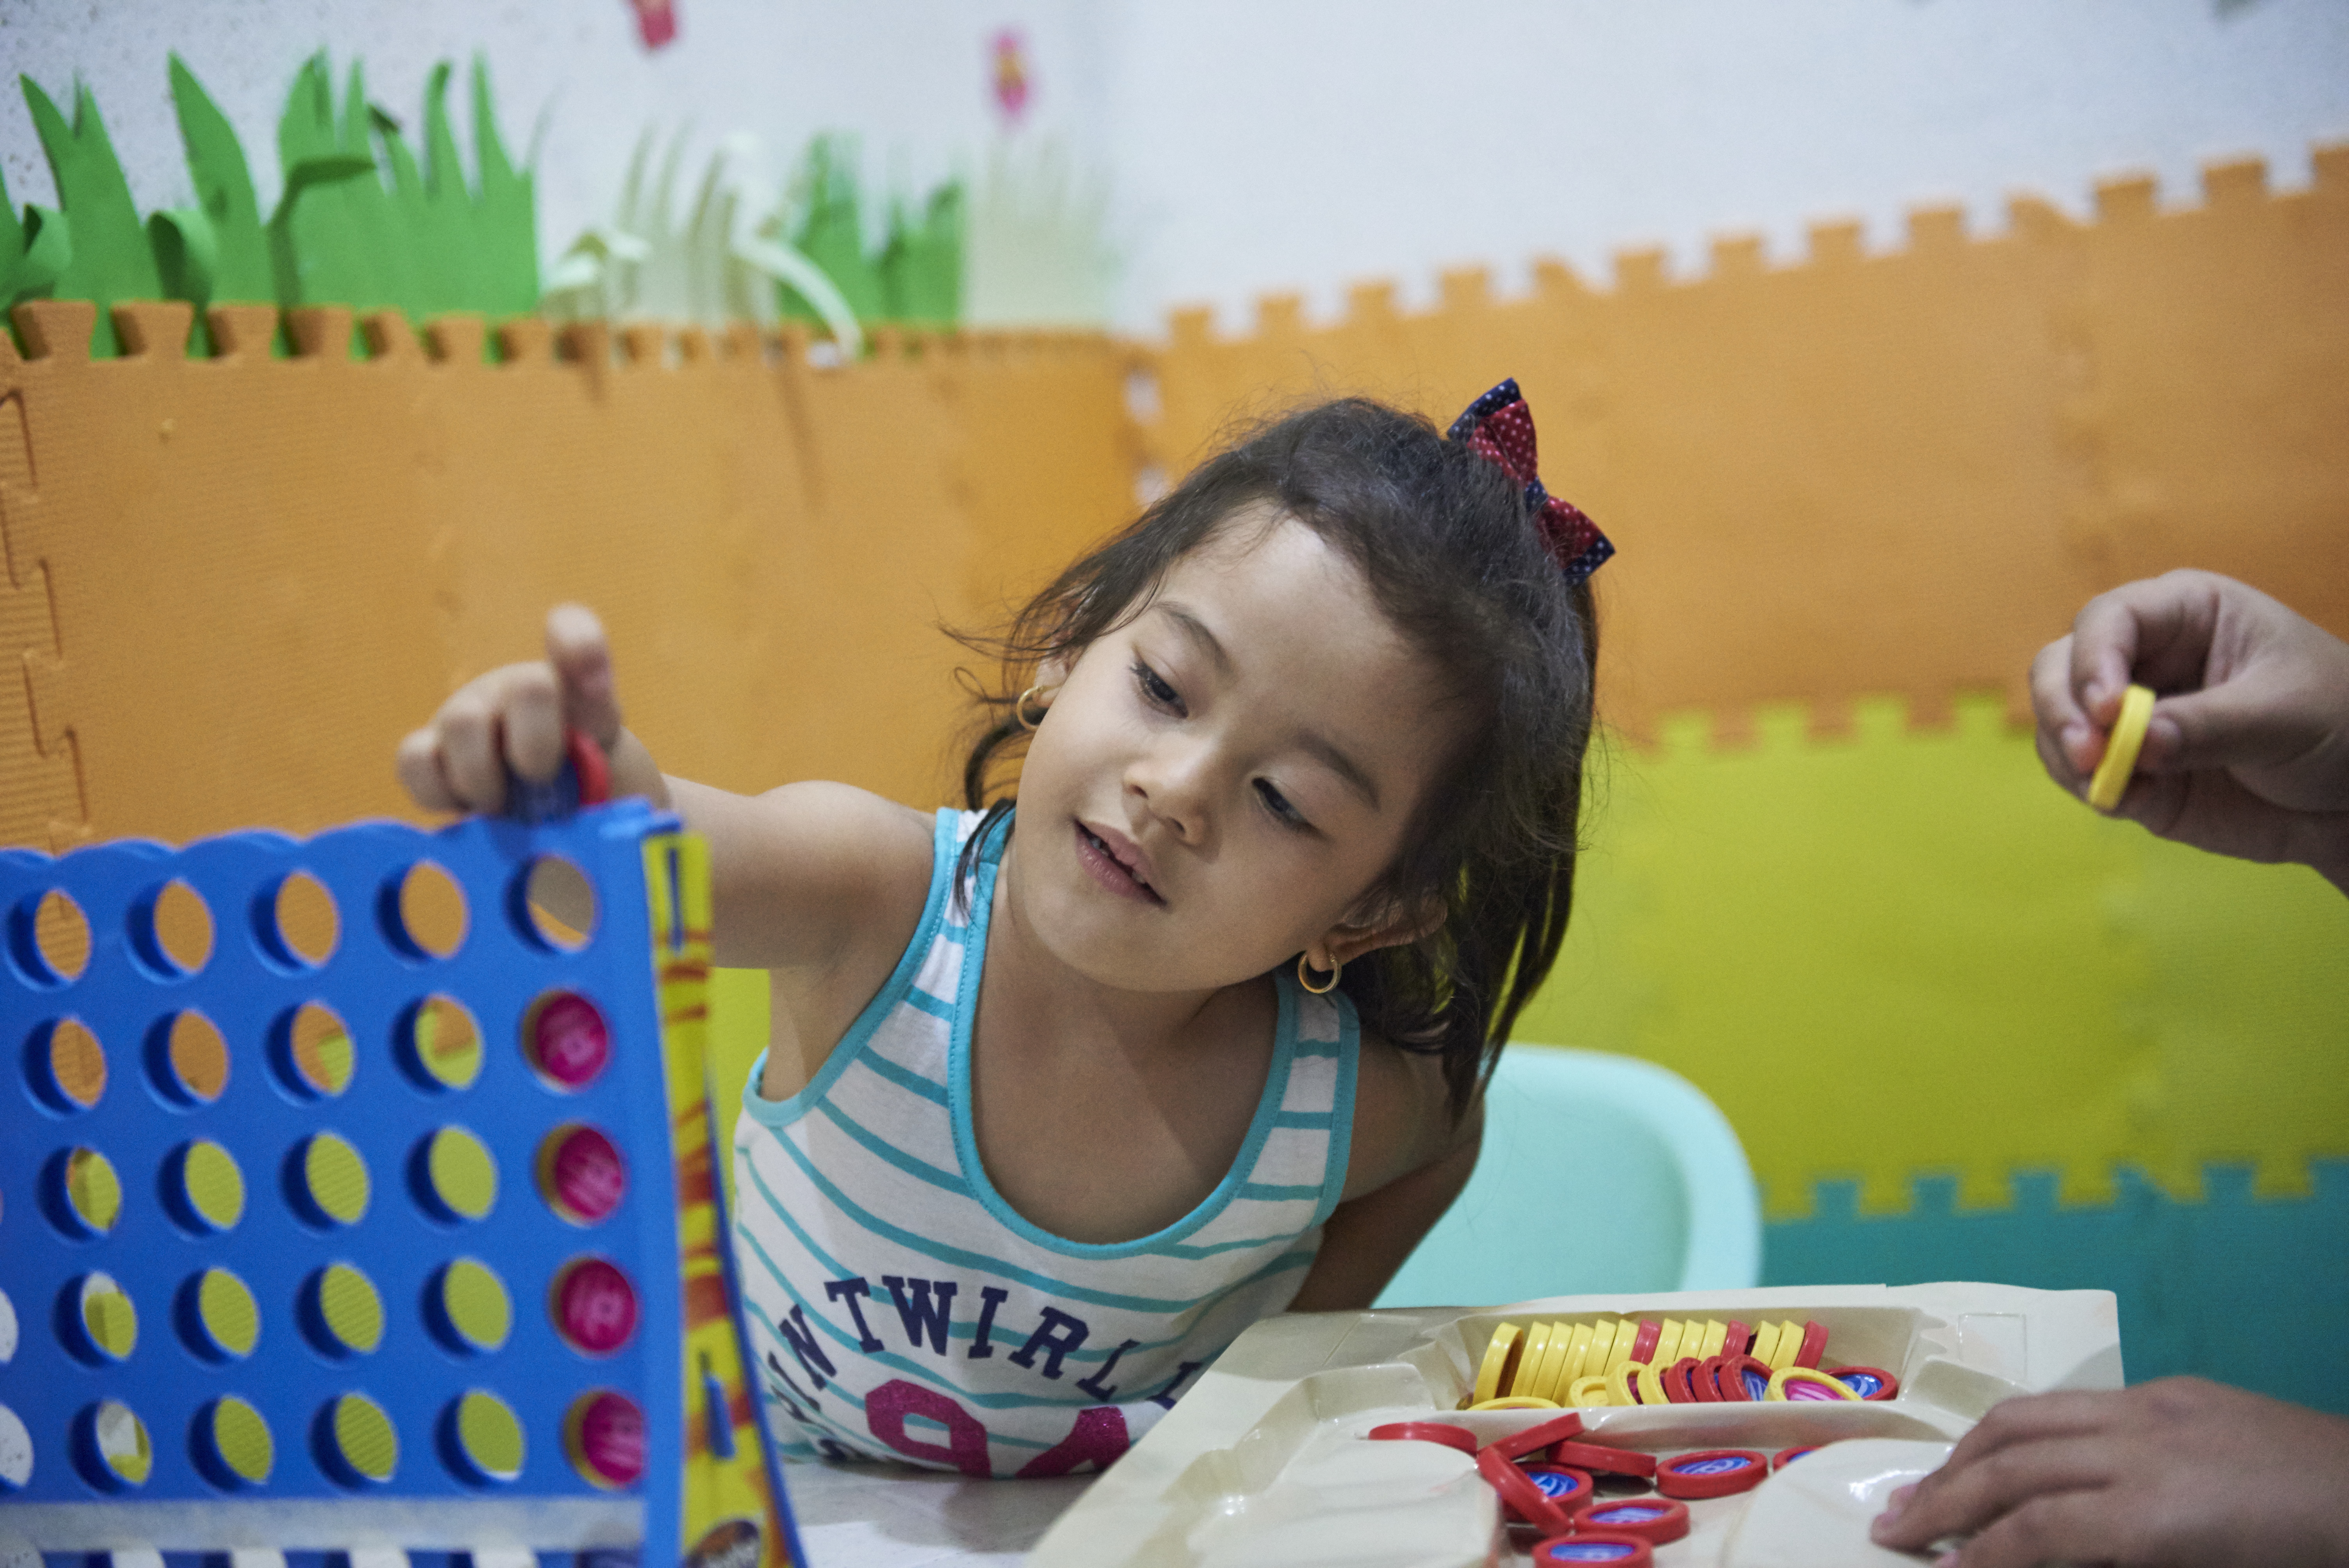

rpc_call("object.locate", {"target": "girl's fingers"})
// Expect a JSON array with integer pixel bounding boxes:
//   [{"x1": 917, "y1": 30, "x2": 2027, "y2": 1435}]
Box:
[
  {"x1": 501, "y1": 663, "x2": 566, "y2": 784},
  {"x1": 435, "y1": 688, "x2": 510, "y2": 814},
  {"x1": 394, "y1": 727, "x2": 461, "y2": 813},
  {"x1": 545, "y1": 604, "x2": 625, "y2": 750}
]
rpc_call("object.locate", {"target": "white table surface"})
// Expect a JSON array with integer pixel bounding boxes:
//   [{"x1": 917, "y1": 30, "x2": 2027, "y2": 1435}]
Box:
[{"x1": 781, "y1": 1456, "x2": 1096, "y2": 1568}]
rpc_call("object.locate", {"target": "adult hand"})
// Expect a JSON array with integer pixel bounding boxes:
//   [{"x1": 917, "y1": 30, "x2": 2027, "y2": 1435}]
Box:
[
  {"x1": 1871, "y1": 1377, "x2": 2349, "y2": 1567},
  {"x1": 2031, "y1": 570, "x2": 2349, "y2": 891},
  {"x1": 395, "y1": 604, "x2": 668, "y2": 814}
]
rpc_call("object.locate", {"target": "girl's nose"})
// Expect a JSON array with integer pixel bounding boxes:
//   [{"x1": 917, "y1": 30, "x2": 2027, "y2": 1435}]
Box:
[{"x1": 1126, "y1": 736, "x2": 1213, "y2": 843}]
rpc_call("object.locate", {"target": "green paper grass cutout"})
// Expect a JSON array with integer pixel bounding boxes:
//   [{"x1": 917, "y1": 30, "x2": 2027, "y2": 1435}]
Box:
[
  {"x1": 7, "y1": 53, "x2": 531, "y2": 358},
  {"x1": 19, "y1": 75, "x2": 160, "y2": 356}
]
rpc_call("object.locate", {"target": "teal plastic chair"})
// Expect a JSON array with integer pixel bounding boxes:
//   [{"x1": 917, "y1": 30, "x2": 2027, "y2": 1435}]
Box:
[{"x1": 1374, "y1": 1045, "x2": 1763, "y2": 1307}]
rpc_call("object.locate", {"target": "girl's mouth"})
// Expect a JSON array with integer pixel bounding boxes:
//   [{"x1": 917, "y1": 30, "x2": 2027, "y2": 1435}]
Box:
[{"x1": 1075, "y1": 822, "x2": 1164, "y2": 905}]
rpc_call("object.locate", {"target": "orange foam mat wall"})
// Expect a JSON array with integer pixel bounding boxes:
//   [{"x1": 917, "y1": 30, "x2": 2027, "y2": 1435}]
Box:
[
  {"x1": 0, "y1": 305, "x2": 1140, "y2": 851},
  {"x1": 1137, "y1": 150, "x2": 2349, "y2": 743}
]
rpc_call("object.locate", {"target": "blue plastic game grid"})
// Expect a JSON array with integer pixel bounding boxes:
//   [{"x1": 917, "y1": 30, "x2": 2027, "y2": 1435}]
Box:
[{"x1": 0, "y1": 800, "x2": 791, "y2": 1565}]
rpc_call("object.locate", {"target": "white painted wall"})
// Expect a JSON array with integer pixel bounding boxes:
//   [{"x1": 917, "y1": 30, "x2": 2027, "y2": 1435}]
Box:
[
  {"x1": 5, "y1": 0, "x2": 2347, "y2": 335},
  {"x1": 1096, "y1": 0, "x2": 2349, "y2": 332}
]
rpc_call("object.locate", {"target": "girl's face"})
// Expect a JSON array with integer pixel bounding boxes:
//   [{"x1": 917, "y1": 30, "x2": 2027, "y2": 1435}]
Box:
[{"x1": 1004, "y1": 509, "x2": 1467, "y2": 994}]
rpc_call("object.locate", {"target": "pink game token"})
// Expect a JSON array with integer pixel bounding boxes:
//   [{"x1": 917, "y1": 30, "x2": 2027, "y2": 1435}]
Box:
[
  {"x1": 541, "y1": 1124, "x2": 627, "y2": 1224},
  {"x1": 568, "y1": 1389, "x2": 647, "y2": 1488},
  {"x1": 552, "y1": 1256, "x2": 640, "y2": 1355},
  {"x1": 529, "y1": 992, "x2": 611, "y2": 1089}
]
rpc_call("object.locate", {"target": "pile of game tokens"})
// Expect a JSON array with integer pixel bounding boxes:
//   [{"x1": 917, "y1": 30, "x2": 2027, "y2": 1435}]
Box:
[
  {"x1": 1460, "y1": 1316, "x2": 1899, "y2": 1409},
  {"x1": 1367, "y1": 1410, "x2": 1845, "y2": 1565}
]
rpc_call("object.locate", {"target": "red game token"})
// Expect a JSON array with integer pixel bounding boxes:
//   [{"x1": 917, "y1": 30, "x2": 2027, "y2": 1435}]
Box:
[
  {"x1": 1717, "y1": 1354, "x2": 1772, "y2": 1403},
  {"x1": 1689, "y1": 1354, "x2": 1724, "y2": 1403},
  {"x1": 1477, "y1": 1447, "x2": 1574, "y2": 1534},
  {"x1": 566, "y1": 1389, "x2": 646, "y2": 1488},
  {"x1": 1571, "y1": 1497, "x2": 1690, "y2": 1545},
  {"x1": 1532, "y1": 1534, "x2": 1653, "y2": 1566},
  {"x1": 1627, "y1": 1319, "x2": 1662, "y2": 1365},
  {"x1": 1549, "y1": 1440, "x2": 1657, "y2": 1479},
  {"x1": 1772, "y1": 1445, "x2": 1823, "y2": 1469},
  {"x1": 1520, "y1": 1464, "x2": 1595, "y2": 1514},
  {"x1": 552, "y1": 1256, "x2": 640, "y2": 1355},
  {"x1": 1828, "y1": 1365, "x2": 1900, "y2": 1401},
  {"x1": 1368, "y1": 1422, "x2": 1477, "y2": 1454},
  {"x1": 1661, "y1": 1357, "x2": 1699, "y2": 1404},
  {"x1": 564, "y1": 728, "x2": 611, "y2": 807},
  {"x1": 1657, "y1": 1449, "x2": 1769, "y2": 1500},
  {"x1": 540, "y1": 1123, "x2": 627, "y2": 1225},
  {"x1": 1722, "y1": 1319, "x2": 1752, "y2": 1357},
  {"x1": 1794, "y1": 1320, "x2": 1831, "y2": 1368},
  {"x1": 1483, "y1": 1409, "x2": 1586, "y2": 1463},
  {"x1": 529, "y1": 991, "x2": 612, "y2": 1090}
]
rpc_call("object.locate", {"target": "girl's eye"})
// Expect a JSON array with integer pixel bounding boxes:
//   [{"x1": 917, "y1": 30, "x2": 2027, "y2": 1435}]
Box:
[
  {"x1": 1133, "y1": 659, "x2": 1185, "y2": 715},
  {"x1": 1255, "y1": 779, "x2": 1310, "y2": 830}
]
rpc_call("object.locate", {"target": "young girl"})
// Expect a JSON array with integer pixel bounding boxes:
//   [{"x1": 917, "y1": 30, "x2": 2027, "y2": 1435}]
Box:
[{"x1": 395, "y1": 383, "x2": 1610, "y2": 1478}]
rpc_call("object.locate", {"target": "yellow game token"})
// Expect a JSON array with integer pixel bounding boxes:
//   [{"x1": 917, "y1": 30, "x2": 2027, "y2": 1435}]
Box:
[
  {"x1": 1750, "y1": 1320, "x2": 1783, "y2": 1369},
  {"x1": 1561, "y1": 1321, "x2": 1596, "y2": 1387},
  {"x1": 1698, "y1": 1319, "x2": 1729, "y2": 1358},
  {"x1": 1567, "y1": 1374, "x2": 1613, "y2": 1409},
  {"x1": 1582, "y1": 1319, "x2": 1618, "y2": 1378},
  {"x1": 1510, "y1": 1321, "x2": 1552, "y2": 1398},
  {"x1": 1604, "y1": 1320, "x2": 1637, "y2": 1374},
  {"x1": 1768, "y1": 1320, "x2": 1803, "y2": 1372},
  {"x1": 1767, "y1": 1366, "x2": 1861, "y2": 1402},
  {"x1": 1469, "y1": 1396, "x2": 1559, "y2": 1411},
  {"x1": 1654, "y1": 1319, "x2": 1686, "y2": 1367},
  {"x1": 1472, "y1": 1322, "x2": 1522, "y2": 1406},
  {"x1": 1538, "y1": 1321, "x2": 1576, "y2": 1401},
  {"x1": 2087, "y1": 683, "x2": 2156, "y2": 811}
]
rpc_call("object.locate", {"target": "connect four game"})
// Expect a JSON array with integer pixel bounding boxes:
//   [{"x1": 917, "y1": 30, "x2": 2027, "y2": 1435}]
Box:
[{"x1": 0, "y1": 798, "x2": 800, "y2": 1568}]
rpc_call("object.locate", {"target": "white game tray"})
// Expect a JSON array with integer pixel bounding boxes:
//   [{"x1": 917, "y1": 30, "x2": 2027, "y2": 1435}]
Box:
[{"x1": 1027, "y1": 1282, "x2": 2121, "y2": 1567}]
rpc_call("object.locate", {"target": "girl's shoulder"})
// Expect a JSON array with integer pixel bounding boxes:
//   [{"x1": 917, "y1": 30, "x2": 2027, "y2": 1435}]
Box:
[{"x1": 1338, "y1": 1026, "x2": 1475, "y2": 1204}]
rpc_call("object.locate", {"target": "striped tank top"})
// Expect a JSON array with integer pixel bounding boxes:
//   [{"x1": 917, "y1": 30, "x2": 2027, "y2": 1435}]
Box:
[{"x1": 732, "y1": 807, "x2": 1360, "y2": 1477}]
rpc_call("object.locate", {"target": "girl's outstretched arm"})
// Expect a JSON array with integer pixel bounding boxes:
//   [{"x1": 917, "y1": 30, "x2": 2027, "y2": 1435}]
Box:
[
  {"x1": 1285, "y1": 1043, "x2": 1483, "y2": 1312},
  {"x1": 394, "y1": 604, "x2": 934, "y2": 975}
]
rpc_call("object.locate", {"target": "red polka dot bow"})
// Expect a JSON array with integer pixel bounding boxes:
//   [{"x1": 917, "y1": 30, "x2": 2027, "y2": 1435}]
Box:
[{"x1": 1448, "y1": 378, "x2": 1613, "y2": 586}]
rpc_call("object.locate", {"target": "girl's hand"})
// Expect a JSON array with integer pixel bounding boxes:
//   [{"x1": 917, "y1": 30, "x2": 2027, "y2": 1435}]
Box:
[
  {"x1": 395, "y1": 604, "x2": 670, "y2": 815},
  {"x1": 2030, "y1": 570, "x2": 2349, "y2": 891}
]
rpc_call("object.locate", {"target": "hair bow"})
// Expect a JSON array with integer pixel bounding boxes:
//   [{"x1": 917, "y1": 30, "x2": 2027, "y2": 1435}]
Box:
[{"x1": 1447, "y1": 378, "x2": 1614, "y2": 586}]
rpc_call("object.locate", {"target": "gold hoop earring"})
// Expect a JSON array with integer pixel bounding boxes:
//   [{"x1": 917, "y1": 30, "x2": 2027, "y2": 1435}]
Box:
[
  {"x1": 1297, "y1": 953, "x2": 1341, "y2": 994},
  {"x1": 1014, "y1": 684, "x2": 1053, "y2": 731}
]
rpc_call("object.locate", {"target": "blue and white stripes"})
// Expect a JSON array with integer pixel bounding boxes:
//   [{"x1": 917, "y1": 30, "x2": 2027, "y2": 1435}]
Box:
[{"x1": 732, "y1": 809, "x2": 1358, "y2": 1476}]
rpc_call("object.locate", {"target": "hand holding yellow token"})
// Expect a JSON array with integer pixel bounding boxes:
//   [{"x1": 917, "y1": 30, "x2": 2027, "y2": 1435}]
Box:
[{"x1": 2087, "y1": 683, "x2": 2155, "y2": 811}]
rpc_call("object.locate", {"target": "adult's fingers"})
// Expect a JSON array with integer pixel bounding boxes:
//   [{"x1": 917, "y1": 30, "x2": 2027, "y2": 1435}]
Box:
[
  {"x1": 395, "y1": 728, "x2": 460, "y2": 813},
  {"x1": 2068, "y1": 572, "x2": 2225, "y2": 716},
  {"x1": 1949, "y1": 1485, "x2": 2122, "y2": 1568},
  {"x1": 2031, "y1": 635, "x2": 2094, "y2": 785},
  {"x1": 544, "y1": 604, "x2": 624, "y2": 751},
  {"x1": 1876, "y1": 1431, "x2": 2121, "y2": 1549}
]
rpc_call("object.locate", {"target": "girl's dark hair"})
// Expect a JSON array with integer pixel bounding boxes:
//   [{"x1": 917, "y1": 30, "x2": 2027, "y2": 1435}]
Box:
[{"x1": 957, "y1": 396, "x2": 1600, "y2": 1119}]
